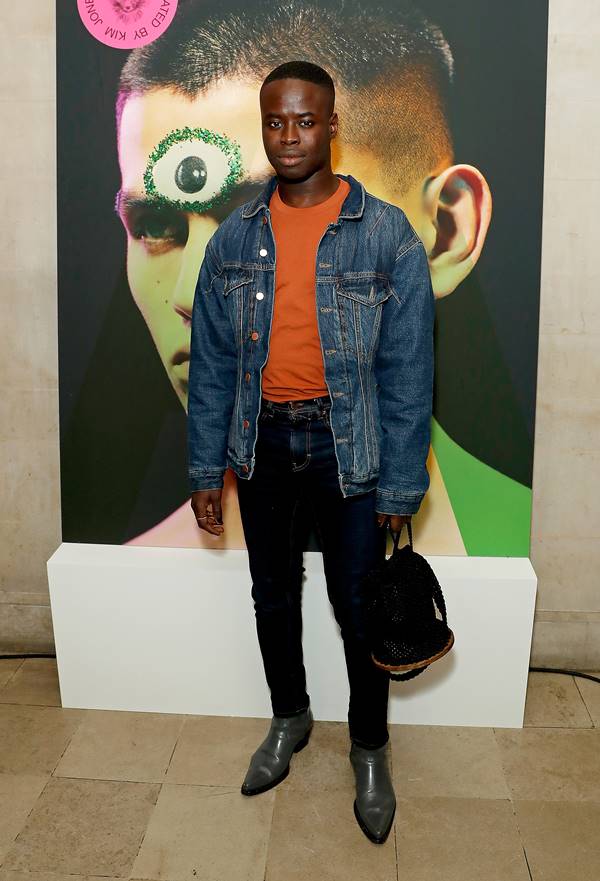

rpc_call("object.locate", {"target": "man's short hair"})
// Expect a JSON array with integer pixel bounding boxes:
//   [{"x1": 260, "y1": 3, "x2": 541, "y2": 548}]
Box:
[
  {"x1": 261, "y1": 60, "x2": 336, "y2": 114},
  {"x1": 117, "y1": 0, "x2": 454, "y2": 195}
]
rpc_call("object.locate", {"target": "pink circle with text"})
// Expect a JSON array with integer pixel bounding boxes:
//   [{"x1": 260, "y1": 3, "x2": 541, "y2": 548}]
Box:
[{"x1": 77, "y1": 0, "x2": 178, "y2": 49}]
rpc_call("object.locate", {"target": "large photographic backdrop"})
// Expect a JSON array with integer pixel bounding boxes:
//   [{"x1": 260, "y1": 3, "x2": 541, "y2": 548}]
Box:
[{"x1": 58, "y1": 0, "x2": 548, "y2": 556}]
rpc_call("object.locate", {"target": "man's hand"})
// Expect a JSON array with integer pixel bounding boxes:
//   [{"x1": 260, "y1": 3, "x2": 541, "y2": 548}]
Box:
[
  {"x1": 191, "y1": 489, "x2": 224, "y2": 536},
  {"x1": 376, "y1": 512, "x2": 412, "y2": 533}
]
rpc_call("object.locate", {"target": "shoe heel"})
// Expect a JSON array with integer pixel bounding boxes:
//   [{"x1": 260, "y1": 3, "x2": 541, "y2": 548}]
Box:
[{"x1": 293, "y1": 726, "x2": 312, "y2": 753}]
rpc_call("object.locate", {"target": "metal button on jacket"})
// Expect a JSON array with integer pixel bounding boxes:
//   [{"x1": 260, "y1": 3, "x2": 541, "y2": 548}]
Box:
[
  {"x1": 256, "y1": 291, "x2": 264, "y2": 300},
  {"x1": 250, "y1": 331, "x2": 259, "y2": 341},
  {"x1": 259, "y1": 248, "x2": 268, "y2": 257}
]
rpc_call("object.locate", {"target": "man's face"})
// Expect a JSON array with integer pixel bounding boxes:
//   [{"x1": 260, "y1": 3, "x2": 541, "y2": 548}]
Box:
[
  {"x1": 259, "y1": 77, "x2": 336, "y2": 181},
  {"x1": 116, "y1": 76, "x2": 441, "y2": 409},
  {"x1": 116, "y1": 79, "x2": 275, "y2": 406}
]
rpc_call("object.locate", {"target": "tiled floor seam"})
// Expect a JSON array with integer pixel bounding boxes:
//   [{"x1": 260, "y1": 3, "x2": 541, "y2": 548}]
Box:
[
  {"x1": 506, "y1": 794, "x2": 536, "y2": 881},
  {"x1": 572, "y1": 675, "x2": 598, "y2": 727},
  {"x1": 261, "y1": 783, "x2": 279, "y2": 881},
  {"x1": 128, "y1": 779, "x2": 165, "y2": 880},
  {"x1": 49, "y1": 773, "x2": 242, "y2": 788},
  {"x1": 163, "y1": 714, "x2": 188, "y2": 774},
  {"x1": 47, "y1": 706, "x2": 89, "y2": 778},
  {"x1": 0, "y1": 771, "x2": 54, "y2": 872},
  {"x1": 0, "y1": 659, "x2": 25, "y2": 691},
  {"x1": 520, "y1": 841, "x2": 535, "y2": 881}
]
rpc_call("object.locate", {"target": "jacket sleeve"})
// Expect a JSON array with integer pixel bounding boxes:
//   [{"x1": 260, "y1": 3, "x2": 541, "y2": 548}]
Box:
[
  {"x1": 374, "y1": 234, "x2": 435, "y2": 515},
  {"x1": 187, "y1": 239, "x2": 237, "y2": 493}
]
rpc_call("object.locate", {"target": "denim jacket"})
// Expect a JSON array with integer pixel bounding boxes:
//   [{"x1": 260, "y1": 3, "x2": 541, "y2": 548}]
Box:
[{"x1": 187, "y1": 173, "x2": 435, "y2": 515}]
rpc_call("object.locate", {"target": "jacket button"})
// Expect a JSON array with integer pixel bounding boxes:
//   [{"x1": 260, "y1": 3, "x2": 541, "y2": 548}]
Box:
[
  {"x1": 259, "y1": 248, "x2": 268, "y2": 257},
  {"x1": 242, "y1": 419, "x2": 249, "y2": 428},
  {"x1": 242, "y1": 463, "x2": 249, "y2": 472},
  {"x1": 250, "y1": 331, "x2": 259, "y2": 341},
  {"x1": 256, "y1": 291, "x2": 264, "y2": 300},
  {"x1": 245, "y1": 372, "x2": 251, "y2": 382}
]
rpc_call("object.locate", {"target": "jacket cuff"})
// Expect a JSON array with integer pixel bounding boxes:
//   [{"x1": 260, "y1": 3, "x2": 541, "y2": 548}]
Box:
[
  {"x1": 188, "y1": 469, "x2": 226, "y2": 493},
  {"x1": 375, "y1": 488, "x2": 423, "y2": 516}
]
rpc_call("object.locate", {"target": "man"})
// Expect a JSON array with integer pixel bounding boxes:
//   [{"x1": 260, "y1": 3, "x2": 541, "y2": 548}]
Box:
[
  {"x1": 187, "y1": 59, "x2": 435, "y2": 845},
  {"x1": 115, "y1": 0, "x2": 502, "y2": 555}
]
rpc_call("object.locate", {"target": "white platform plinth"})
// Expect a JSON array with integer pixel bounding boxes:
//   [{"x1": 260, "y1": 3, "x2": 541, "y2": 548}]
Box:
[{"x1": 47, "y1": 543, "x2": 537, "y2": 727}]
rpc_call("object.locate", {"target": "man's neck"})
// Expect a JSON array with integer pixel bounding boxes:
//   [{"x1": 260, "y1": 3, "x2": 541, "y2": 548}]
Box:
[{"x1": 275, "y1": 166, "x2": 340, "y2": 208}]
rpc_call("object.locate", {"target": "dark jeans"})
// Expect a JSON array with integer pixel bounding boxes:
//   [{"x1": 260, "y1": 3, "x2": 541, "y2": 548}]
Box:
[{"x1": 236, "y1": 394, "x2": 390, "y2": 749}]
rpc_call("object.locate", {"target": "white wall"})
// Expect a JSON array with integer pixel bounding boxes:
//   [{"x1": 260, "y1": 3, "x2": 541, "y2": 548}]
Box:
[
  {"x1": 529, "y1": 0, "x2": 600, "y2": 667},
  {"x1": 0, "y1": 3, "x2": 58, "y2": 650}
]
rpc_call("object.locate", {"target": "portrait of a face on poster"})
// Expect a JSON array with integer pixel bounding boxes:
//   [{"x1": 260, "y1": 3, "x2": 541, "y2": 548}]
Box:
[{"x1": 57, "y1": 0, "x2": 548, "y2": 556}]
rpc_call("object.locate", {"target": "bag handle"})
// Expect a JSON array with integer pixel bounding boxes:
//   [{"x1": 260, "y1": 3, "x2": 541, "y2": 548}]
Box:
[
  {"x1": 388, "y1": 520, "x2": 449, "y2": 624},
  {"x1": 389, "y1": 519, "x2": 413, "y2": 551}
]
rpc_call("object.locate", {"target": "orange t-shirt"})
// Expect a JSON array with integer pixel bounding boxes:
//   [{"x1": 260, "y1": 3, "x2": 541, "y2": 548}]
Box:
[{"x1": 261, "y1": 177, "x2": 351, "y2": 402}]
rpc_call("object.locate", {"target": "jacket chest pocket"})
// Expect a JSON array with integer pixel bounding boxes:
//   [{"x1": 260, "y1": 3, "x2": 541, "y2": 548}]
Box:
[
  {"x1": 222, "y1": 268, "x2": 256, "y2": 346},
  {"x1": 335, "y1": 278, "x2": 392, "y2": 362}
]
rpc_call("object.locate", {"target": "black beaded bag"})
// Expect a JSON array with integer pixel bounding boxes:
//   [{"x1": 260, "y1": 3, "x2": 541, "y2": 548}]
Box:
[{"x1": 363, "y1": 521, "x2": 455, "y2": 681}]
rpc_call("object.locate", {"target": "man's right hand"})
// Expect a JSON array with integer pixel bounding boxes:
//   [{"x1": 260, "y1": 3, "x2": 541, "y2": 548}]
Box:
[{"x1": 190, "y1": 489, "x2": 224, "y2": 536}]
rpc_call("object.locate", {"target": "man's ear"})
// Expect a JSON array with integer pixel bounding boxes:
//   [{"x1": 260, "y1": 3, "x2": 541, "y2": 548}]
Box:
[
  {"x1": 329, "y1": 111, "x2": 339, "y2": 140},
  {"x1": 420, "y1": 164, "x2": 492, "y2": 298}
]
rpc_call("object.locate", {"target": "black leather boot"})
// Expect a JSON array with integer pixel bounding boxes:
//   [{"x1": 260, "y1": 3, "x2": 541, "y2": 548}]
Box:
[
  {"x1": 241, "y1": 707, "x2": 313, "y2": 796},
  {"x1": 349, "y1": 741, "x2": 396, "y2": 843}
]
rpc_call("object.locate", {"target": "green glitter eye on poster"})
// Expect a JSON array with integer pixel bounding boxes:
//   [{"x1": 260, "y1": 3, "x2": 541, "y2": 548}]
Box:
[{"x1": 143, "y1": 127, "x2": 243, "y2": 213}]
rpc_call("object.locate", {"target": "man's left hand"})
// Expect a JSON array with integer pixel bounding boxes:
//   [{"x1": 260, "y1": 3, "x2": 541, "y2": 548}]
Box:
[{"x1": 376, "y1": 512, "x2": 412, "y2": 532}]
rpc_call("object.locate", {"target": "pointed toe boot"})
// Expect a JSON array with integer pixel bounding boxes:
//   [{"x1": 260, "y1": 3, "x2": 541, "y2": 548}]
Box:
[
  {"x1": 241, "y1": 707, "x2": 313, "y2": 796},
  {"x1": 349, "y1": 741, "x2": 396, "y2": 843}
]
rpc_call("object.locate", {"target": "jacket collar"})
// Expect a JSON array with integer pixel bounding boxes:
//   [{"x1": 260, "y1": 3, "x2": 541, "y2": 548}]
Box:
[{"x1": 240, "y1": 172, "x2": 366, "y2": 220}]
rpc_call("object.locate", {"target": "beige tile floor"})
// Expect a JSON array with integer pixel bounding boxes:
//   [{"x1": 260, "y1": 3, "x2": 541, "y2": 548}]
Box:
[{"x1": 0, "y1": 659, "x2": 599, "y2": 881}]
